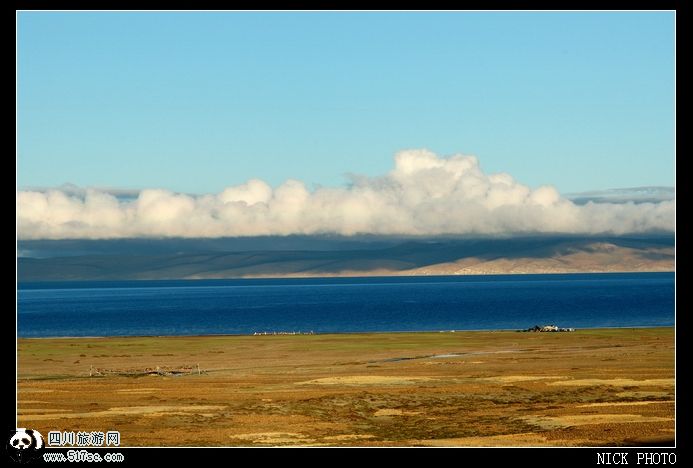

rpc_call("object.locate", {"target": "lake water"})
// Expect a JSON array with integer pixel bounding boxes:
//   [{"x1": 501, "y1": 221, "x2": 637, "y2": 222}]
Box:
[{"x1": 17, "y1": 272, "x2": 674, "y2": 337}]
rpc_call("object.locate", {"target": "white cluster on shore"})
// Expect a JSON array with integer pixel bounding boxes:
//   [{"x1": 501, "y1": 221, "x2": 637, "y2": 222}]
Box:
[{"x1": 521, "y1": 325, "x2": 575, "y2": 332}]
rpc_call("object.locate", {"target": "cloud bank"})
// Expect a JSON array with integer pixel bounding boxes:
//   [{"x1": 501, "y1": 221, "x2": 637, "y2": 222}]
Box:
[{"x1": 17, "y1": 150, "x2": 674, "y2": 239}]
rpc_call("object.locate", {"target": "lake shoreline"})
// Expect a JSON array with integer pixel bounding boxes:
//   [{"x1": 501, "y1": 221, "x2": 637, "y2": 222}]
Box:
[
  {"x1": 18, "y1": 269, "x2": 675, "y2": 288},
  {"x1": 18, "y1": 324, "x2": 675, "y2": 340}
]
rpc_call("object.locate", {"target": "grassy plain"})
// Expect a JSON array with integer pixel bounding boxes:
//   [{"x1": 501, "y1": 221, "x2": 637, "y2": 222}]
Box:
[{"x1": 18, "y1": 328, "x2": 674, "y2": 446}]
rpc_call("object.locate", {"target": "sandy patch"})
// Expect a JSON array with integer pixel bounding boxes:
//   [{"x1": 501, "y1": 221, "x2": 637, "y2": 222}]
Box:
[
  {"x1": 374, "y1": 409, "x2": 421, "y2": 417},
  {"x1": 115, "y1": 388, "x2": 160, "y2": 393},
  {"x1": 297, "y1": 376, "x2": 433, "y2": 386},
  {"x1": 548, "y1": 378, "x2": 673, "y2": 387},
  {"x1": 521, "y1": 414, "x2": 672, "y2": 430},
  {"x1": 19, "y1": 409, "x2": 71, "y2": 414},
  {"x1": 480, "y1": 375, "x2": 567, "y2": 383},
  {"x1": 229, "y1": 432, "x2": 313, "y2": 445},
  {"x1": 577, "y1": 400, "x2": 674, "y2": 408},
  {"x1": 323, "y1": 434, "x2": 376, "y2": 441},
  {"x1": 20, "y1": 405, "x2": 225, "y2": 421}
]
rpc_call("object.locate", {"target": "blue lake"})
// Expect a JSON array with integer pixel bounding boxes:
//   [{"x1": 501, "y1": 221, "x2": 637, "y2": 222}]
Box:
[{"x1": 17, "y1": 272, "x2": 674, "y2": 337}]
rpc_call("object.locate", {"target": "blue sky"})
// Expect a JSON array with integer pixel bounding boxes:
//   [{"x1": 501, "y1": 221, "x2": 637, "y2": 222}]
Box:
[{"x1": 17, "y1": 11, "x2": 674, "y2": 195}]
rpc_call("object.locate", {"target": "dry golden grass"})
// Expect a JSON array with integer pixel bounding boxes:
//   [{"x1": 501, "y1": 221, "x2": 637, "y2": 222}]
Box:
[{"x1": 18, "y1": 328, "x2": 674, "y2": 447}]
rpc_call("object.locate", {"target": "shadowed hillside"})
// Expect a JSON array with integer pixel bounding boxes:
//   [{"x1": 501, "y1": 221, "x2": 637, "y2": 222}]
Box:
[{"x1": 18, "y1": 235, "x2": 674, "y2": 281}]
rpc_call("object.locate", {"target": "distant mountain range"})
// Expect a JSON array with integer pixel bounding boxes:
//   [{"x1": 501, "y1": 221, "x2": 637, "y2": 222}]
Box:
[
  {"x1": 18, "y1": 234, "x2": 674, "y2": 281},
  {"x1": 565, "y1": 186, "x2": 674, "y2": 205}
]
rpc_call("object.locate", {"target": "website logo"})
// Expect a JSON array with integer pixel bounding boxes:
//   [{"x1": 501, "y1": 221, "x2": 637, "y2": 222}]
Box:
[{"x1": 7, "y1": 428, "x2": 44, "y2": 463}]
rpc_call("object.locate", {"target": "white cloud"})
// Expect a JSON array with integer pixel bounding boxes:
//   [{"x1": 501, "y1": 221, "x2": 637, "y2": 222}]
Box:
[{"x1": 17, "y1": 149, "x2": 675, "y2": 239}]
